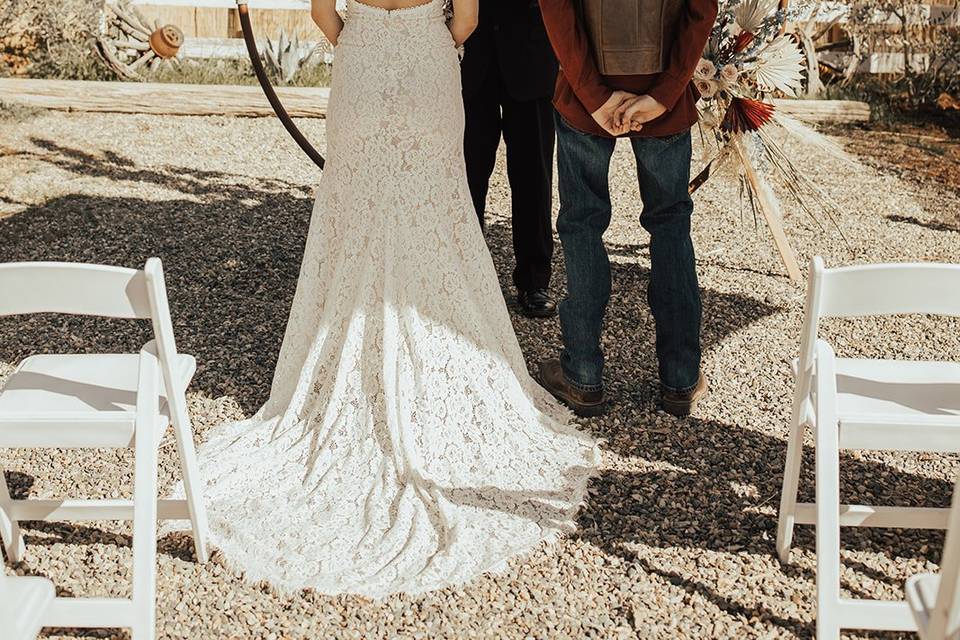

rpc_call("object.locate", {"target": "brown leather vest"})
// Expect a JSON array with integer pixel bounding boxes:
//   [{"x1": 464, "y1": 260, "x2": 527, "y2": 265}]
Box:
[{"x1": 580, "y1": 0, "x2": 687, "y2": 75}]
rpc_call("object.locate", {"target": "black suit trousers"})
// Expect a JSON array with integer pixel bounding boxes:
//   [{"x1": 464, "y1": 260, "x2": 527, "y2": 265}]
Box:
[{"x1": 463, "y1": 59, "x2": 555, "y2": 293}]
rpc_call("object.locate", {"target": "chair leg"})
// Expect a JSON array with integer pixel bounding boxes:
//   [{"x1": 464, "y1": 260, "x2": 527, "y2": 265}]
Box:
[
  {"x1": 170, "y1": 400, "x2": 209, "y2": 563},
  {"x1": 815, "y1": 423, "x2": 842, "y2": 640},
  {"x1": 0, "y1": 466, "x2": 25, "y2": 563},
  {"x1": 776, "y1": 418, "x2": 806, "y2": 564},
  {"x1": 131, "y1": 428, "x2": 159, "y2": 640}
]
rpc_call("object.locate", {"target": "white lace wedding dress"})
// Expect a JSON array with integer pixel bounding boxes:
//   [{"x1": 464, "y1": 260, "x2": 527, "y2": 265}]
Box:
[{"x1": 182, "y1": 0, "x2": 599, "y2": 599}]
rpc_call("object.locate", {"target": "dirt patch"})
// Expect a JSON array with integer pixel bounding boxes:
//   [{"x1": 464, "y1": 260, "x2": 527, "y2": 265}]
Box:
[{"x1": 828, "y1": 113, "x2": 960, "y2": 231}]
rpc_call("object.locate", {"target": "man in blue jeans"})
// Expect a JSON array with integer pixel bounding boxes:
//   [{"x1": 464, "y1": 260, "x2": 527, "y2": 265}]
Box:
[{"x1": 539, "y1": 0, "x2": 718, "y2": 417}]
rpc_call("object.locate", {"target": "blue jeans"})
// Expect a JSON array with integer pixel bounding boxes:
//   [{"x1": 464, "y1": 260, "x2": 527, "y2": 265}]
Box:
[{"x1": 555, "y1": 113, "x2": 702, "y2": 393}]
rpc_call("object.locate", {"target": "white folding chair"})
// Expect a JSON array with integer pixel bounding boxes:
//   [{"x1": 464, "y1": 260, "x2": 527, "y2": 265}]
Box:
[
  {"x1": 0, "y1": 259, "x2": 209, "y2": 640},
  {"x1": 775, "y1": 257, "x2": 960, "y2": 638},
  {"x1": 905, "y1": 470, "x2": 960, "y2": 640},
  {"x1": 0, "y1": 573, "x2": 56, "y2": 640}
]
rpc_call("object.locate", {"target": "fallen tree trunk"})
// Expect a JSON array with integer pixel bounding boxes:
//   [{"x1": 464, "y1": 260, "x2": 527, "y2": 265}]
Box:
[
  {"x1": 1, "y1": 78, "x2": 872, "y2": 124},
  {"x1": 0, "y1": 78, "x2": 329, "y2": 117},
  {"x1": 772, "y1": 98, "x2": 871, "y2": 124}
]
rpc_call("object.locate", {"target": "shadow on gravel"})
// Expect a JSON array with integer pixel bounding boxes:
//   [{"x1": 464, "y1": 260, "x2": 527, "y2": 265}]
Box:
[
  {"x1": 16, "y1": 521, "x2": 202, "y2": 566},
  {"x1": 484, "y1": 204, "x2": 953, "y2": 638},
  {"x1": 0, "y1": 141, "x2": 316, "y2": 414},
  {"x1": 886, "y1": 213, "x2": 960, "y2": 234},
  {"x1": 1, "y1": 138, "x2": 783, "y2": 419},
  {"x1": 574, "y1": 415, "x2": 952, "y2": 638},
  {"x1": 1, "y1": 137, "x2": 948, "y2": 639},
  {"x1": 27, "y1": 137, "x2": 304, "y2": 200},
  {"x1": 2, "y1": 469, "x2": 34, "y2": 500},
  {"x1": 483, "y1": 217, "x2": 785, "y2": 424},
  {"x1": 11, "y1": 139, "x2": 940, "y2": 636},
  {"x1": 491, "y1": 219, "x2": 783, "y2": 403}
]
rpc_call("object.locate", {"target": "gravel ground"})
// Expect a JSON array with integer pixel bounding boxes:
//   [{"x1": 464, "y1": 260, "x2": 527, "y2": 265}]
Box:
[{"x1": 1, "y1": 107, "x2": 959, "y2": 640}]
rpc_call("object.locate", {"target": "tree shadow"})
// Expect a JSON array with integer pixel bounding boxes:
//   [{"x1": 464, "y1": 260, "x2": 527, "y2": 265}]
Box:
[
  {"x1": 886, "y1": 213, "x2": 960, "y2": 234},
  {"x1": 3, "y1": 137, "x2": 948, "y2": 639},
  {"x1": 483, "y1": 193, "x2": 949, "y2": 638},
  {"x1": 2, "y1": 137, "x2": 784, "y2": 421},
  {"x1": 26, "y1": 137, "x2": 306, "y2": 200},
  {"x1": 0, "y1": 146, "x2": 315, "y2": 414},
  {"x1": 573, "y1": 415, "x2": 953, "y2": 638}
]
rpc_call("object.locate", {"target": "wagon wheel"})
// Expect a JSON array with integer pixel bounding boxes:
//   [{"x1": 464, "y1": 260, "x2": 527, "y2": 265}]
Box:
[{"x1": 94, "y1": 0, "x2": 182, "y2": 80}]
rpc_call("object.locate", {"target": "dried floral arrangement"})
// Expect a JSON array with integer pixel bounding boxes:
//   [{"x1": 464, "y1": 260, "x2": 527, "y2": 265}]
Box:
[{"x1": 691, "y1": 0, "x2": 849, "y2": 281}]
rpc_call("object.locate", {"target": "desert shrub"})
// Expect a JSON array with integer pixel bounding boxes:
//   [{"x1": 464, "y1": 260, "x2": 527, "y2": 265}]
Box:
[
  {"x1": 0, "y1": 0, "x2": 111, "y2": 79},
  {"x1": 147, "y1": 58, "x2": 259, "y2": 86}
]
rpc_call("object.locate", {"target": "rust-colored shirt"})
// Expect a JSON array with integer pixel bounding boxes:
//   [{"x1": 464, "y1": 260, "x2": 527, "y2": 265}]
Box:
[{"x1": 540, "y1": 0, "x2": 719, "y2": 138}]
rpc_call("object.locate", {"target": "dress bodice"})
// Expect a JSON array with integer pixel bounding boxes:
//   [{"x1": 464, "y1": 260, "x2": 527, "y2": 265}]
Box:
[{"x1": 344, "y1": 0, "x2": 446, "y2": 22}]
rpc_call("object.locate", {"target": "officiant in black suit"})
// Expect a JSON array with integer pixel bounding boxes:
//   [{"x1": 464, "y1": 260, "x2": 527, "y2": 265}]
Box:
[{"x1": 461, "y1": 0, "x2": 559, "y2": 318}]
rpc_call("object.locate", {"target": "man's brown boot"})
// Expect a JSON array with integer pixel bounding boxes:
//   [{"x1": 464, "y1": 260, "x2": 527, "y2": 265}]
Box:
[
  {"x1": 537, "y1": 359, "x2": 606, "y2": 417},
  {"x1": 660, "y1": 372, "x2": 708, "y2": 417}
]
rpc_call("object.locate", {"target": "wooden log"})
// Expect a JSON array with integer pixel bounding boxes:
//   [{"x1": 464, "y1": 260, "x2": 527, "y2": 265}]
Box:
[
  {"x1": 772, "y1": 98, "x2": 872, "y2": 124},
  {"x1": 0, "y1": 79, "x2": 871, "y2": 125},
  {"x1": 0, "y1": 78, "x2": 329, "y2": 118}
]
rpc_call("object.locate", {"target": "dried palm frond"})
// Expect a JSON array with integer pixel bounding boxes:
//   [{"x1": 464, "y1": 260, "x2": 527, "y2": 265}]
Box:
[
  {"x1": 721, "y1": 97, "x2": 776, "y2": 133},
  {"x1": 690, "y1": 141, "x2": 738, "y2": 194},
  {"x1": 733, "y1": 30, "x2": 756, "y2": 53},
  {"x1": 771, "y1": 112, "x2": 848, "y2": 162},
  {"x1": 751, "y1": 35, "x2": 805, "y2": 96},
  {"x1": 689, "y1": 0, "x2": 849, "y2": 279},
  {"x1": 734, "y1": 0, "x2": 780, "y2": 33}
]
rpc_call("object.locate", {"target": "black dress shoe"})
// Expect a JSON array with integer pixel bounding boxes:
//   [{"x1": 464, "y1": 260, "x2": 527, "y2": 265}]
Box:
[{"x1": 517, "y1": 288, "x2": 557, "y2": 318}]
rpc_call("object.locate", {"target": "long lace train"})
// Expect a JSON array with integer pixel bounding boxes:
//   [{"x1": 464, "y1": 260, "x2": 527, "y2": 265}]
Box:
[{"x1": 170, "y1": 0, "x2": 600, "y2": 599}]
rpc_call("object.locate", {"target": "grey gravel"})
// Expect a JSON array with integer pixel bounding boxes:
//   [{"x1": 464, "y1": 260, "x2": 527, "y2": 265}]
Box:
[{"x1": 1, "y1": 109, "x2": 959, "y2": 639}]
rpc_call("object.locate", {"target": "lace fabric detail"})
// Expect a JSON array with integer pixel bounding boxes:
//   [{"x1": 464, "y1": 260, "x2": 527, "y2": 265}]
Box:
[{"x1": 170, "y1": 0, "x2": 600, "y2": 599}]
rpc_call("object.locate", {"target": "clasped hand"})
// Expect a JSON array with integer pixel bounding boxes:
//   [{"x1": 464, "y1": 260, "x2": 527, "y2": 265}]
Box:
[{"x1": 590, "y1": 91, "x2": 667, "y2": 137}]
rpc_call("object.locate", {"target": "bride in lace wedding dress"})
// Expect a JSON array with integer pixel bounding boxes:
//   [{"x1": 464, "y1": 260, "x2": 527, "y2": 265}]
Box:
[{"x1": 183, "y1": 0, "x2": 599, "y2": 599}]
